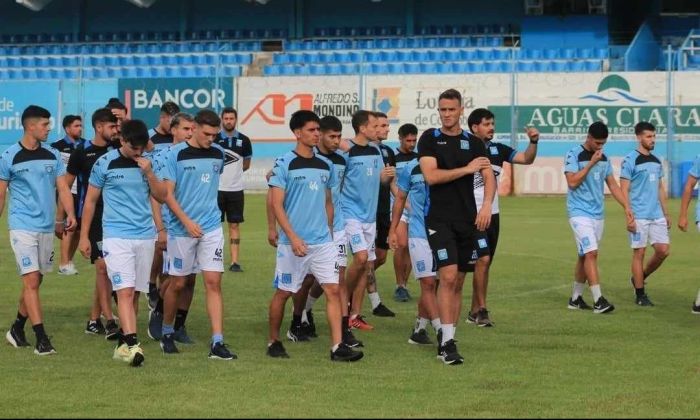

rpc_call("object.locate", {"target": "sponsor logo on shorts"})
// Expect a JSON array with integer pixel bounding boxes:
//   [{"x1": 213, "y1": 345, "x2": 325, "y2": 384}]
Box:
[
  {"x1": 632, "y1": 232, "x2": 641, "y2": 241},
  {"x1": 112, "y1": 273, "x2": 122, "y2": 285},
  {"x1": 478, "y1": 239, "x2": 487, "y2": 249},
  {"x1": 460, "y1": 140, "x2": 470, "y2": 150},
  {"x1": 351, "y1": 234, "x2": 362, "y2": 246},
  {"x1": 213, "y1": 248, "x2": 223, "y2": 262},
  {"x1": 437, "y1": 249, "x2": 448, "y2": 261},
  {"x1": 581, "y1": 237, "x2": 591, "y2": 248},
  {"x1": 417, "y1": 260, "x2": 426, "y2": 273},
  {"x1": 21, "y1": 256, "x2": 31, "y2": 268},
  {"x1": 174, "y1": 258, "x2": 183, "y2": 270},
  {"x1": 49, "y1": 251, "x2": 54, "y2": 263},
  {"x1": 280, "y1": 273, "x2": 292, "y2": 284}
]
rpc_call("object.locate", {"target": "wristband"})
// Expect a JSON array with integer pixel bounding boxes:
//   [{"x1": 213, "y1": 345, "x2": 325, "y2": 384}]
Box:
[
  {"x1": 529, "y1": 139, "x2": 539, "y2": 144},
  {"x1": 55, "y1": 220, "x2": 65, "y2": 224}
]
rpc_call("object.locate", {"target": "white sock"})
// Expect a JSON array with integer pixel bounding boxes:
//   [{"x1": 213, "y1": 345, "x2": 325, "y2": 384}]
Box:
[
  {"x1": 413, "y1": 317, "x2": 428, "y2": 333},
  {"x1": 305, "y1": 296, "x2": 317, "y2": 312},
  {"x1": 441, "y1": 324, "x2": 455, "y2": 346},
  {"x1": 695, "y1": 289, "x2": 700, "y2": 306},
  {"x1": 331, "y1": 343, "x2": 340, "y2": 352},
  {"x1": 431, "y1": 318, "x2": 442, "y2": 333},
  {"x1": 369, "y1": 292, "x2": 381, "y2": 309},
  {"x1": 301, "y1": 310, "x2": 309, "y2": 324},
  {"x1": 590, "y1": 284, "x2": 602, "y2": 302},
  {"x1": 572, "y1": 282, "x2": 586, "y2": 300}
]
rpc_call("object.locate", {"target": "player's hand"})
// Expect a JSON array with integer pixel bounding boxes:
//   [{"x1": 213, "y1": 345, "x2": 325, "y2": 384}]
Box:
[
  {"x1": 54, "y1": 220, "x2": 65, "y2": 240},
  {"x1": 381, "y1": 164, "x2": 396, "y2": 179},
  {"x1": 464, "y1": 157, "x2": 491, "y2": 175},
  {"x1": 525, "y1": 126, "x2": 540, "y2": 143},
  {"x1": 590, "y1": 149, "x2": 604, "y2": 165},
  {"x1": 111, "y1": 108, "x2": 127, "y2": 121},
  {"x1": 626, "y1": 219, "x2": 637, "y2": 233},
  {"x1": 265, "y1": 169, "x2": 274, "y2": 182},
  {"x1": 156, "y1": 229, "x2": 167, "y2": 251},
  {"x1": 135, "y1": 157, "x2": 153, "y2": 174},
  {"x1": 184, "y1": 219, "x2": 203, "y2": 238},
  {"x1": 665, "y1": 214, "x2": 671, "y2": 230},
  {"x1": 475, "y1": 207, "x2": 491, "y2": 231},
  {"x1": 78, "y1": 237, "x2": 91, "y2": 259},
  {"x1": 678, "y1": 215, "x2": 688, "y2": 232},
  {"x1": 64, "y1": 215, "x2": 77, "y2": 232},
  {"x1": 290, "y1": 235, "x2": 308, "y2": 257},
  {"x1": 268, "y1": 228, "x2": 278, "y2": 248},
  {"x1": 388, "y1": 228, "x2": 398, "y2": 251}
]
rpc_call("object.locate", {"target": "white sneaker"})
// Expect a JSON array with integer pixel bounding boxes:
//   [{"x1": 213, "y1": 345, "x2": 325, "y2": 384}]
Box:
[{"x1": 57, "y1": 262, "x2": 78, "y2": 275}]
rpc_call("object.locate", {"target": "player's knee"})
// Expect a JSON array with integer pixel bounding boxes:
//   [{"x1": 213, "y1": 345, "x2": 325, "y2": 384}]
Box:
[
  {"x1": 475, "y1": 255, "x2": 491, "y2": 268},
  {"x1": 203, "y1": 277, "x2": 221, "y2": 292},
  {"x1": 656, "y1": 245, "x2": 670, "y2": 259},
  {"x1": 353, "y1": 252, "x2": 368, "y2": 266},
  {"x1": 323, "y1": 284, "x2": 340, "y2": 299},
  {"x1": 584, "y1": 250, "x2": 598, "y2": 260}
]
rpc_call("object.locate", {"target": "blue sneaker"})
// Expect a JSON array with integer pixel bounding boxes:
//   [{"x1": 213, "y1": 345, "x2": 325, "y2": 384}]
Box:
[
  {"x1": 173, "y1": 327, "x2": 194, "y2": 344},
  {"x1": 147, "y1": 310, "x2": 163, "y2": 341}
]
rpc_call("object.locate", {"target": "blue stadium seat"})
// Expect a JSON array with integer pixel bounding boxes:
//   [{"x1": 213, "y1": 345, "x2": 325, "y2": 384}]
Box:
[
  {"x1": 404, "y1": 63, "x2": 421, "y2": 73},
  {"x1": 427, "y1": 50, "x2": 444, "y2": 61},
  {"x1": 370, "y1": 63, "x2": 389, "y2": 74},
  {"x1": 204, "y1": 55, "x2": 217, "y2": 65},
  {"x1": 534, "y1": 61, "x2": 551, "y2": 72},
  {"x1": 387, "y1": 63, "x2": 404, "y2": 74},
  {"x1": 561, "y1": 48, "x2": 577, "y2": 59},
  {"x1": 524, "y1": 49, "x2": 542, "y2": 60},
  {"x1": 467, "y1": 62, "x2": 485, "y2": 73},
  {"x1": 278, "y1": 65, "x2": 293, "y2": 76},
  {"x1": 49, "y1": 68, "x2": 62, "y2": 79},
  {"x1": 148, "y1": 55, "x2": 164, "y2": 66},
  {"x1": 289, "y1": 53, "x2": 305, "y2": 64},
  {"x1": 688, "y1": 55, "x2": 700, "y2": 65},
  {"x1": 35, "y1": 57, "x2": 50, "y2": 67},
  {"x1": 484, "y1": 61, "x2": 502, "y2": 73},
  {"x1": 492, "y1": 49, "x2": 511, "y2": 60},
  {"x1": 423, "y1": 37, "x2": 439, "y2": 49},
  {"x1": 263, "y1": 65, "x2": 280, "y2": 76},
  {"x1": 517, "y1": 61, "x2": 534, "y2": 72},
  {"x1": 455, "y1": 37, "x2": 472, "y2": 48},
  {"x1": 303, "y1": 52, "x2": 320, "y2": 63},
  {"x1": 162, "y1": 55, "x2": 177, "y2": 66},
  {"x1": 405, "y1": 38, "x2": 421, "y2": 48},
  {"x1": 309, "y1": 64, "x2": 325, "y2": 75},
  {"x1": 294, "y1": 65, "x2": 310, "y2": 76},
  {"x1": 191, "y1": 55, "x2": 206, "y2": 65},
  {"x1": 364, "y1": 51, "x2": 381, "y2": 63},
  {"x1": 551, "y1": 61, "x2": 568, "y2": 72},
  {"x1": 341, "y1": 64, "x2": 359, "y2": 74},
  {"x1": 593, "y1": 47, "x2": 608, "y2": 59},
  {"x1": 36, "y1": 68, "x2": 50, "y2": 79},
  {"x1": 64, "y1": 56, "x2": 78, "y2": 67},
  {"x1": 317, "y1": 53, "x2": 333, "y2": 64},
  {"x1": 8, "y1": 69, "x2": 22, "y2": 80},
  {"x1": 584, "y1": 60, "x2": 602, "y2": 72},
  {"x1": 411, "y1": 50, "x2": 428, "y2": 62},
  {"x1": 380, "y1": 50, "x2": 397, "y2": 62},
  {"x1": 543, "y1": 49, "x2": 559, "y2": 60},
  {"x1": 436, "y1": 62, "x2": 452, "y2": 74},
  {"x1": 438, "y1": 38, "x2": 454, "y2": 48},
  {"x1": 123, "y1": 67, "x2": 138, "y2": 78},
  {"x1": 486, "y1": 36, "x2": 501, "y2": 47},
  {"x1": 477, "y1": 49, "x2": 494, "y2": 60},
  {"x1": 568, "y1": 61, "x2": 585, "y2": 72},
  {"x1": 396, "y1": 50, "x2": 412, "y2": 61},
  {"x1": 105, "y1": 56, "x2": 120, "y2": 67},
  {"x1": 325, "y1": 64, "x2": 342, "y2": 75},
  {"x1": 458, "y1": 50, "x2": 476, "y2": 61},
  {"x1": 47, "y1": 57, "x2": 61, "y2": 67},
  {"x1": 576, "y1": 48, "x2": 593, "y2": 59}
]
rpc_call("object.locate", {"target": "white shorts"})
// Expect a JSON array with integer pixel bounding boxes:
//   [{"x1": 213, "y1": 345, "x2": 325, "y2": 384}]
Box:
[
  {"x1": 103, "y1": 238, "x2": 155, "y2": 293},
  {"x1": 345, "y1": 219, "x2": 376, "y2": 262},
  {"x1": 333, "y1": 229, "x2": 348, "y2": 268},
  {"x1": 9, "y1": 230, "x2": 54, "y2": 275},
  {"x1": 408, "y1": 238, "x2": 436, "y2": 279},
  {"x1": 629, "y1": 218, "x2": 670, "y2": 248},
  {"x1": 400, "y1": 213, "x2": 409, "y2": 224},
  {"x1": 274, "y1": 242, "x2": 338, "y2": 293},
  {"x1": 167, "y1": 227, "x2": 224, "y2": 276},
  {"x1": 569, "y1": 217, "x2": 604, "y2": 256}
]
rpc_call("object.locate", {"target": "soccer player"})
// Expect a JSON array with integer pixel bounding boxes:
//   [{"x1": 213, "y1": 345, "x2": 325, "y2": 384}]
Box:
[
  {"x1": 392, "y1": 123, "x2": 418, "y2": 302},
  {"x1": 59, "y1": 108, "x2": 120, "y2": 338},
  {"x1": 389, "y1": 157, "x2": 441, "y2": 346},
  {"x1": 52, "y1": 114, "x2": 85, "y2": 276},
  {"x1": 79, "y1": 119, "x2": 163, "y2": 367},
  {"x1": 149, "y1": 101, "x2": 180, "y2": 150},
  {"x1": 465, "y1": 108, "x2": 540, "y2": 327},
  {"x1": 678, "y1": 154, "x2": 700, "y2": 313},
  {"x1": 564, "y1": 121, "x2": 633, "y2": 314},
  {"x1": 418, "y1": 89, "x2": 494, "y2": 365},
  {"x1": 266, "y1": 110, "x2": 363, "y2": 362},
  {"x1": 216, "y1": 107, "x2": 252, "y2": 273},
  {"x1": 2, "y1": 105, "x2": 77, "y2": 355},
  {"x1": 157, "y1": 109, "x2": 236, "y2": 360},
  {"x1": 362, "y1": 111, "x2": 396, "y2": 318},
  {"x1": 620, "y1": 122, "x2": 670, "y2": 307}
]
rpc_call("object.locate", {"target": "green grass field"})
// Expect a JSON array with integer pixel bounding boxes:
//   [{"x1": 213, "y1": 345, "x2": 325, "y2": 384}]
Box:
[{"x1": 1, "y1": 195, "x2": 700, "y2": 418}]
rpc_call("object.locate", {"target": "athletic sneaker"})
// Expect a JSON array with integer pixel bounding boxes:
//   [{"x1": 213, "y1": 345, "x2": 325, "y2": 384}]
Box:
[
  {"x1": 85, "y1": 319, "x2": 106, "y2": 335},
  {"x1": 635, "y1": 294, "x2": 654, "y2": 306},
  {"x1": 465, "y1": 312, "x2": 477, "y2": 324},
  {"x1": 229, "y1": 263, "x2": 243, "y2": 273},
  {"x1": 437, "y1": 339, "x2": 463, "y2": 365},
  {"x1": 476, "y1": 308, "x2": 494, "y2": 327},
  {"x1": 372, "y1": 303, "x2": 396, "y2": 317},
  {"x1": 34, "y1": 337, "x2": 56, "y2": 356},
  {"x1": 436, "y1": 329, "x2": 442, "y2": 355},
  {"x1": 113, "y1": 343, "x2": 130, "y2": 362},
  {"x1": 567, "y1": 296, "x2": 592, "y2": 310},
  {"x1": 692, "y1": 303, "x2": 700, "y2": 314},
  {"x1": 160, "y1": 334, "x2": 179, "y2": 354},
  {"x1": 57, "y1": 263, "x2": 78, "y2": 275},
  {"x1": 128, "y1": 344, "x2": 145, "y2": 367},
  {"x1": 267, "y1": 340, "x2": 289, "y2": 358},
  {"x1": 330, "y1": 343, "x2": 364, "y2": 362},
  {"x1": 6, "y1": 325, "x2": 30, "y2": 348},
  {"x1": 147, "y1": 287, "x2": 158, "y2": 311},
  {"x1": 147, "y1": 310, "x2": 163, "y2": 341},
  {"x1": 393, "y1": 287, "x2": 410, "y2": 302},
  {"x1": 342, "y1": 330, "x2": 364, "y2": 348},
  {"x1": 209, "y1": 342, "x2": 237, "y2": 360},
  {"x1": 350, "y1": 315, "x2": 374, "y2": 330},
  {"x1": 593, "y1": 296, "x2": 615, "y2": 314},
  {"x1": 301, "y1": 310, "x2": 317, "y2": 338},
  {"x1": 105, "y1": 320, "x2": 119, "y2": 341},
  {"x1": 287, "y1": 325, "x2": 311, "y2": 342},
  {"x1": 173, "y1": 327, "x2": 194, "y2": 344},
  {"x1": 408, "y1": 329, "x2": 432, "y2": 345}
]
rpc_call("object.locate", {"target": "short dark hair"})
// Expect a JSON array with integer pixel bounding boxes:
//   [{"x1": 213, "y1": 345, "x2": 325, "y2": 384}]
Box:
[
  {"x1": 635, "y1": 121, "x2": 655, "y2": 135},
  {"x1": 398, "y1": 123, "x2": 418, "y2": 138},
  {"x1": 351, "y1": 110, "x2": 375, "y2": 134},
  {"x1": 588, "y1": 121, "x2": 609, "y2": 140},
  {"x1": 120, "y1": 119, "x2": 149, "y2": 147},
  {"x1": 170, "y1": 112, "x2": 194, "y2": 129},
  {"x1": 467, "y1": 108, "x2": 495, "y2": 133},
  {"x1": 91, "y1": 107, "x2": 118, "y2": 128},
  {"x1": 289, "y1": 110, "x2": 320, "y2": 131},
  {"x1": 373, "y1": 112, "x2": 388, "y2": 119},
  {"x1": 438, "y1": 89, "x2": 462, "y2": 105},
  {"x1": 21, "y1": 105, "x2": 51, "y2": 126},
  {"x1": 320, "y1": 115, "x2": 342, "y2": 133},
  {"x1": 105, "y1": 97, "x2": 127, "y2": 111},
  {"x1": 221, "y1": 107, "x2": 237, "y2": 118},
  {"x1": 62, "y1": 115, "x2": 82, "y2": 129},
  {"x1": 194, "y1": 109, "x2": 221, "y2": 127},
  {"x1": 160, "y1": 101, "x2": 180, "y2": 116}
]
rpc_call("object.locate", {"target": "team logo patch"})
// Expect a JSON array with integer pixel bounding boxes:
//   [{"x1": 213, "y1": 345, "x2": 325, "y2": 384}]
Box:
[
  {"x1": 277, "y1": 248, "x2": 285, "y2": 258},
  {"x1": 593, "y1": 171, "x2": 600, "y2": 181},
  {"x1": 174, "y1": 258, "x2": 183, "y2": 270},
  {"x1": 478, "y1": 239, "x2": 488, "y2": 249},
  {"x1": 112, "y1": 273, "x2": 122, "y2": 285},
  {"x1": 44, "y1": 164, "x2": 54, "y2": 174},
  {"x1": 321, "y1": 174, "x2": 328, "y2": 184},
  {"x1": 490, "y1": 146, "x2": 498, "y2": 155},
  {"x1": 437, "y1": 249, "x2": 448, "y2": 261},
  {"x1": 417, "y1": 260, "x2": 426, "y2": 273},
  {"x1": 351, "y1": 234, "x2": 362, "y2": 246},
  {"x1": 649, "y1": 173, "x2": 656, "y2": 182},
  {"x1": 581, "y1": 237, "x2": 591, "y2": 248},
  {"x1": 632, "y1": 232, "x2": 641, "y2": 241},
  {"x1": 21, "y1": 256, "x2": 31, "y2": 268},
  {"x1": 280, "y1": 273, "x2": 292, "y2": 284},
  {"x1": 460, "y1": 140, "x2": 470, "y2": 150},
  {"x1": 212, "y1": 163, "x2": 220, "y2": 173}
]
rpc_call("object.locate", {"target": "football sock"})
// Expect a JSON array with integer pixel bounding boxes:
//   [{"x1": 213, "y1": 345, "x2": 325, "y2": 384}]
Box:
[
  {"x1": 431, "y1": 318, "x2": 442, "y2": 333},
  {"x1": 590, "y1": 285, "x2": 602, "y2": 302},
  {"x1": 572, "y1": 281, "x2": 586, "y2": 300},
  {"x1": 369, "y1": 292, "x2": 381, "y2": 309},
  {"x1": 441, "y1": 324, "x2": 455, "y2": 346}
]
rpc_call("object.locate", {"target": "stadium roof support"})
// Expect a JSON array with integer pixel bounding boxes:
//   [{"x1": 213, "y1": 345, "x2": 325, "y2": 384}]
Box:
[
  {"x1": 125, "y1": 0, "x2": 159, "y2": 8},
  {"x1": 15, "y1": 0, "x2": 53, "y2": 11}
]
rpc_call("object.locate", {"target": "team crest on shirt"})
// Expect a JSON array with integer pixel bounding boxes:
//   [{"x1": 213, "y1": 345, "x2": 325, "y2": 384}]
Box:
[
  {"x1": 212, "y1": 162, "x2": 220, "y2": 173},
  {"x1": 44, "y1": 164, "x2": 54, "y2": 173},
  {"x1": 490, "y1": 146, "x2": 498, "y2": 155},
  {"x1": 460, "y1": 140, "x2": 470, "y2": 150},
  {"x1": 321, "y1": 174, "x2": 328, "y2": 184}
]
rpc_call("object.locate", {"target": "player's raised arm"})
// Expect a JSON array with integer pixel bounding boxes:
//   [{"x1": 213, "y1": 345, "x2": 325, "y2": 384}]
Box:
[{"x1": 510, "y1": 126, "x2": 540, "y2": 165}]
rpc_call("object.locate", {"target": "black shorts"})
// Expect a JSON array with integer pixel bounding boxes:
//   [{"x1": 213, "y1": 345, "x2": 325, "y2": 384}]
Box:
[
  {"x1": 375, "y1": 213, "x2": 391, "y2": 250},
  {"x1": 426, "y1": 218, "x2": 490, "y2": 273},
  {"x1": 89, "y1": 222, "x2": 103, "y2": 264},
  {"x1": 72, "y1": 193, "x2": 82, "y2": 230},
  {"x1": 466, "y1": 213, "x2": 500, "y2": 272},
  {"x1": 218, "y1": 190, "x2": 245, "y2": 224}
]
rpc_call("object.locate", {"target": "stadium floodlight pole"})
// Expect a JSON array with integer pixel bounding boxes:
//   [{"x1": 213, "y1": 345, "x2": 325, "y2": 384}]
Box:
[{"x1": 666, "y1": 44, "x2": 676, "y2": 197}]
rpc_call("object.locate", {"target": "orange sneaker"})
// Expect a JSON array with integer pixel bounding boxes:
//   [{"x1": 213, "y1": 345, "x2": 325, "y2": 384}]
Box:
[{"x1": 349, "y1": 315, "x2": 374, "y2": 331}]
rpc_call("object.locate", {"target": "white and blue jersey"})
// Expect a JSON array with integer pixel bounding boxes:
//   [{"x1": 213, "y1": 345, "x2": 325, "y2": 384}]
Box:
[
  {"x1": 268, "y1": 151, "x2": 337, "y2": 246},
  {"x1": 151, "y1": 146, "x2": 173, "y2": 230},
  {"x1": 620, "y1": 150, "x2": 664, "y2": 220},
  {"x1": 564, "y1": 145, "x2": 613, "y2": 219},
  {"x1": 316, "y1": 149, "x2": 346, "y2": 233},
  {"x1": 688, "y1": 155, "x2": 700, "y2": 222},
  {"x1": 396, "y1": 158, "x2": 427, "y2": 240},
  {"x1": 0, "y1": 142, "x2": 65, "y2": 233},
  {"x1": 89, "y1": 149, "x2": 155, "y2": 240},
  {"x1": 158, "y1": 142, "x2": 225, "y2": 237},
  {"x1": 149, "y1": 128, "x2": 173, "y2": 151},
  {"x1": 339, "y1": 141, "x2": 382, "y2": 224}
]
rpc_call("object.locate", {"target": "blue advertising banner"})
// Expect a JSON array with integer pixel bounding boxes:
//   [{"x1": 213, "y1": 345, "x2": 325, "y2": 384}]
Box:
[{"x1": 0, "y1": 81, "x2": 60, "y2": 148}]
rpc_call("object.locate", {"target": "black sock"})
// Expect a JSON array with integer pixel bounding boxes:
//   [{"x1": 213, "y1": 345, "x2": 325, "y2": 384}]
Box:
[
  {"x1": 342, "y1": 316, "x2": 349, "y2": 332},
  {"x1": 106, "y1": 318, "x2": 117, "y2": 328},
  {"x1": 174, "y1": 309, "x2": 188, "y2": 330},
  {"x1": 149, "y1": 282, "x2": 157, "y2": 295},
  {"x1": 14, "y1": 312, "x2": 28, "y2": 329},
  {"x1": 32, "y1": 323, "x2": 47, "y2": 341},
  {"x1": 123, "y1": 333, "x2": 138, "y2": 347},
  {"x1": 155, "y1": 297, "x2": 164, "y2": 313},
  {"x1": 635, "y1": 287, "x2": 646, "y2": 297},
  {"x1": 117, "y1": 328, "x2": 124, "y2": 346},
  {"x1": 292, "y1": 314, "x2": 302, "y2": 329}
]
